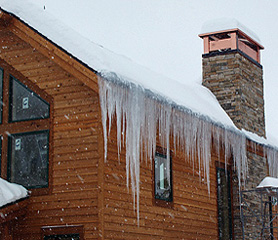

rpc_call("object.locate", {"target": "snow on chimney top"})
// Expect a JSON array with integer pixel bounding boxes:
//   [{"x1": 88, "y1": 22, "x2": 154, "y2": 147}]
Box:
[{"x1": 199, "y1": 18, "x2": 264, "y2": 63}]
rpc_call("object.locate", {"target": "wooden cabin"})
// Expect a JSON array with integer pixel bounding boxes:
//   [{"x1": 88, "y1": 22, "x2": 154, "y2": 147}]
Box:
[{"x1": 0, "y1": 6, "x2": 273, "y2": 240}]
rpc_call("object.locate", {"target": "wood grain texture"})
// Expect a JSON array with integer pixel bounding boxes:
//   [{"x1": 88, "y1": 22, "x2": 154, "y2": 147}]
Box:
[
  {"x1": 0, "y1": 26, "x2": 100, "y2": 239},
  {"x1": 0, "y1": 13, "x2": 267, "y2": 240}
]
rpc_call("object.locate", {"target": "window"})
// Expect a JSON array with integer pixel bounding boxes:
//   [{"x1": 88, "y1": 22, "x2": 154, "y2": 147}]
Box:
[
  {"x1": 0, "y1": 137, "x2": 2, "y2": 174},
  {"x1": 8, "y1": 131, "x2": 49, "y2": 188},
  {"x1": 154, "y1": 151, "x2": 172, "y2": 202},
  {"x1": 9, "y1": 76, "x2": 49, "y2": 122},
  {"x1": 0, "y1": 67, "x2": 3, "y2": 124},
  {"x1": 42, "y1": 225, "x2": 83, "y2": 240},
  {"x1": 217, "y1": 167, "x2": 233, "y2": 240},
  {"x1": 0, "y1": 59, "x2": 51, "y2": 193}
]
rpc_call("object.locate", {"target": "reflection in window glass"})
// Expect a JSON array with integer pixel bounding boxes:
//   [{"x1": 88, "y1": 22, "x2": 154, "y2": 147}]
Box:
[
  {"x1": 0, "y1": 136, "x2": 2, "y2": 175},
  {"x1": 154, "y1": 152, "x2": 172, "y2": 201},
  {"x1": 44, "y1": 234, "x2": 80, "y2": 240},
  {"x1": 0, "y1": 68, "x2": 3, "y2": 123},
  {"x1": 217, "y1": 167, "x2": 232, "y2": 240},
  {"x1": 8, "y1": 131, "x2": 49, "y2": 188},
  {"x1": 10, "y1": 76, "x2": 49, "y2": 122}
]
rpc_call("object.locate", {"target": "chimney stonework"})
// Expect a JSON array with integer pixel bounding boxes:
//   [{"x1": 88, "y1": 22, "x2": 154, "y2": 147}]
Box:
[
  {"x1": 202, "y1": 50, "x2": 265, "y2": 137},
  {"x1": 199, "y1": 28, "x2": 265, "y2": 137},
  {"x1": 200, "y1": 27, "x2": 268, "y2": 239}
]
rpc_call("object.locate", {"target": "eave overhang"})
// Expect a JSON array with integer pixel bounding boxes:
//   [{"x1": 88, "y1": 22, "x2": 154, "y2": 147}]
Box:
[{"x1": 0, "y1": 8, "x2": 100, "y2": 93}]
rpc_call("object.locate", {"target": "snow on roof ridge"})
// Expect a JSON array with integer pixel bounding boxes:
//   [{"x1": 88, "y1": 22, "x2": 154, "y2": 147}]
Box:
[
  {"x1": 1, "y1": 1, "x2": 278, "y2": 151},
  {"x1": 0, "y1": 0, "x2": 237, "y2": 126},
  {"x1": 201, "y1": 17, "x2": 261, "y2": 45},
  {"x1": 0, "y1": 178, "x2": 28, "y2": 208}
]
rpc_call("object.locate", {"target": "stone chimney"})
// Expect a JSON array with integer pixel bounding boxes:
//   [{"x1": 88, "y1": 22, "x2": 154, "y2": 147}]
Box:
[{"x1": 199, "y1": 25, "x2": 265, "y2": 137}]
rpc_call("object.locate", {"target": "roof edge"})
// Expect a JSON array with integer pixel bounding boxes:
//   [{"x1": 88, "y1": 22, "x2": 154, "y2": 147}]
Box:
[{"x1": 0, "y1": 7, "x2": 101, "y2": 93}]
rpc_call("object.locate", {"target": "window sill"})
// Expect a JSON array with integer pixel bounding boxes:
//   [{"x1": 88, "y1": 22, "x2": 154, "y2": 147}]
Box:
[
  {"x1": 154, "y1": 198, "x2": 174, "y2": 208},
  {"x1": 28, "y1": 187, "x2": 50, "y2": 196}
]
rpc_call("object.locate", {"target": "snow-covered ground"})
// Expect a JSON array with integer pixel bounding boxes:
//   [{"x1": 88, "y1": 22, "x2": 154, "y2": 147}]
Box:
[{"x1": 0, "y1": 178, "x2": 28, "y2": 208}]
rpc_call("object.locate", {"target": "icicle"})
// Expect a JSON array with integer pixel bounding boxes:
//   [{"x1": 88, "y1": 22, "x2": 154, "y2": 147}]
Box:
[
  {"x1": 98, "y1": 72, "x2": 271, "y2": 224},
  {"x1": 266, "y1": 147, "x2": 278, "y2": 177},
  {"x1": 98, "y1": 79, "x2": 108, "y2": 161},
  {"x1": 115, "y1": 84, "x2": 124, "y2": 160}
]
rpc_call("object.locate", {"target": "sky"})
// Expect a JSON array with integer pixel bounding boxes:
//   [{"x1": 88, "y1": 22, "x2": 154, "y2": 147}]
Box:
[{"x1": 3, "y1": 0, "x2": 278, "y2": 143}]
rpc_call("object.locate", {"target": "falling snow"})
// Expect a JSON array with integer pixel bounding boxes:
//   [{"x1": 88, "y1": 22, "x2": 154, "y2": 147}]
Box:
[
  {"x1": 98, "y1": 72, "x2": 278, "y2": 222},
  {"x1": 98, "y1": 73, "x2": 256, "y2": 220}
]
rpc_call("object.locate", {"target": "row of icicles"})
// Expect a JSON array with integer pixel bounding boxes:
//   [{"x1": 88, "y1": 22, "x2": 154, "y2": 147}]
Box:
[{"x1": 98, "y1": 73, "x2": 278, "y2": 223}]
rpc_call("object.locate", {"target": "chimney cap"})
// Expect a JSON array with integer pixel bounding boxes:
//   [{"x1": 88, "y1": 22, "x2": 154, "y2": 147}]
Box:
[
  {"x1": 199, "y1": 28, "x2": 264, "y2": 50},
  {"x1": 199, "y1": 18, "x2": 263, "y2": 49},
  {"x1": 199, "y1": 19, "x2": 264, "y2": 63}
]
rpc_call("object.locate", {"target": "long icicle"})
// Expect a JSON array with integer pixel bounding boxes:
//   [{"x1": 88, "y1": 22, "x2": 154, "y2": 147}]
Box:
[{"x1": 97, "y1": 73, "x2": 269, "y2": 224}]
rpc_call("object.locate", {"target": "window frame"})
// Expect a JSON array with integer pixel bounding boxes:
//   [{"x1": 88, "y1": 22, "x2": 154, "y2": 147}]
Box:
[
  {"x1": 44, "y1": 234, "x2": 80, "y2": 240},
  {"x1": 216, "y1": 166, "x2": 233, "y2": 240},
  {"x1": 41, "y1": 225, "x2": 84, "y2": 240},
  {"x1": 0, "y1": 58, "x2": 53, "y2": 196},
  {"x1": 9, "y1": 75, "x2": 50, "y2": 123},
  {"x1": 0, "y1": 136, "x2": 2, "y2": 174},
  {"x1": 0, "y1": 66, "x2": 4, "y2": 124},
  {"x1": 153, "y1": 147, "x2": 173, "y2": 207},
  {"x1": 7, "y1": 130, "x2": 50, "y2": 189}
]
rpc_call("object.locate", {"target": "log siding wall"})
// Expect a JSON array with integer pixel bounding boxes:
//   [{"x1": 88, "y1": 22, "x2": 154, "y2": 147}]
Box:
[
  {"x1": 0, "y1": 24, "x2": 230, "y2": 240},
  {"x1": 0, "y1": 25, "x2": 225, "y2": 238},
  {"x1": 0, "y1": 27, "x2": 100, "y2": 239},
  {"x1": 102, "y1": 122, "x2": 227, "y2": 239},
  {"x1": 0, "y1": 15, "x2": 269, "y2": 240}
]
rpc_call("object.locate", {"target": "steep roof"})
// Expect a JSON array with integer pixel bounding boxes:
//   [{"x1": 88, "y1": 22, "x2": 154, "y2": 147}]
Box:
[
  {"x1": 0, "y1": 0, "x2": 275, "y2": 147},
  {"x1": 0, "y1": 2, "x2": 238, "y2": 126},
  {"x1": 1, "y1": 1, "x2": 277, "y2": 220}
]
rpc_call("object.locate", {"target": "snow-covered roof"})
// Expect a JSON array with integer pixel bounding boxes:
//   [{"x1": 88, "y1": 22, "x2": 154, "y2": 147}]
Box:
[
  {"x1": 0, "y1": 0, "x2": 277, "y2": 148},
  {"x1": 257, "y1": 177, "x2": 278, "y2": 189},
  {"x1": 0, "y1": 1, "x2": 236, "y2": 128},
  {"x1": 2, "y1": 2, "x2": 278, "y2": 221},
  {"x1": 0, "y1": 178, "x2": 28, "y2": 208}
]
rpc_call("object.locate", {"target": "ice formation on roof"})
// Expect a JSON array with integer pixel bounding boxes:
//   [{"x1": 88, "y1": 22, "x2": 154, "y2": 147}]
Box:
[
  {"x1": 99, "y1": 74, "x2": 249, "y2": 222},
  {"x1": 0, "y1": 178, "x2": 28, "y2": 208},
  {"x1": 0, "y1": 0, "x2": 237, "y2": 129},
  {"x1": 2, "y1": 0, "x2": 278, "y2": 223},
  {"x1": 0, "y1": 0, "x2": 275, "y2": 146},
  {"x1": 99, "y1": 72, "x2": 278, "y2": 222}
]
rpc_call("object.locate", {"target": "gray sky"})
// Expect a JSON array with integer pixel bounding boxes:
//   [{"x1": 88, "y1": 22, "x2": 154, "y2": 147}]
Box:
[{"x1": 32, "y1": 0, "x2": 278, "y2": 143}]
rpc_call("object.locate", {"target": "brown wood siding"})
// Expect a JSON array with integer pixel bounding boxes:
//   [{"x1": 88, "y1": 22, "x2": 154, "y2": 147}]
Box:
[
  {"x1": 0, "y1": 16, "x2": 264, "y2": 239},
  {"x1": 102, "y1": 120, "x2": 224, "y2": 240},
  {"x1": 0, "y1": 28, "x2": 100, "y2": 239}
]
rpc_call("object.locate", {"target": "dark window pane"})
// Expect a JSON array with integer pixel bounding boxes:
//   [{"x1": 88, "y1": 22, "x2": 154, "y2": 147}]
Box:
[
  {"x1": 10, "y1": 76, "x2": 49, "y2": 122},
  {"x1": 0, "y1": 68, "x2": 3, "y2": 123},
  {"x1": 0, "y1": 136, "x2": 2, "y2": 176},
  {"x1": 154, "y1": 153, "x2": 172, "y2": 201},
  {"x1": 44, "y1": 234, "x2": 80, "y2": 240},
  {"x1": 8, "y1": 131, "x2": 49, "y2": 188},
  {"x1": 217, "y1": 168, "x2": 232, "y2": 240}
]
